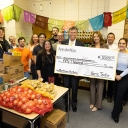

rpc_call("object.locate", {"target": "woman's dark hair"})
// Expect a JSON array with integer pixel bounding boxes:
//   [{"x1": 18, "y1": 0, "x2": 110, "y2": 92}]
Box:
[
  {"x1": 30, "y1": 34, "x2": 38, "y2": 46},
  {"x1": 38, "y1": 33, "x2": 46, "y2": 38},
  {"x1": 91, "y1": 31, "x2": 105, "y2": 47},
  {"x1": 38, "y1": 40, "x2": 54, "y2": 64},
  {"x1": 118, "y1": 38, "x2": 128, "y2": 47}
]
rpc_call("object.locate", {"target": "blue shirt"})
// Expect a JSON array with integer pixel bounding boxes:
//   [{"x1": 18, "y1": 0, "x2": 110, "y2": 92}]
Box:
[{"x1": 117, "y1": 52, "x2": 128, "y2": 77}]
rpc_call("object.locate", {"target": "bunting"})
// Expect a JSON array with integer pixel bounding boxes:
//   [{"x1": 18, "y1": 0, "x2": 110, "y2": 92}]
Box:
[
  {"x1": 103, "y1": 12, "x2": 112, "y2": 27},
  {"x1": 48, "y1": 18, "x2": 64, "y2": 31},
  {"x1": 89, "y1": 14, "x2": 104, "y2": 30},
  {"x1": 1, "y1": 6, "x2": 13, "y2": 21},
  {"x1": 62, "y1": 20, "x2": 75, "y2": 30},
  {"x1": 0, "y1": 11, "x2": 4, "y2": 23},
  {"x1": 35, "y1": 15, "x2": 49, "y2": 29},
  {"x1": 12, "y1": 5, "x2": 22, "y2": 21},
  {"x1": 24, "y1": 10, "x2": 35, "y2": 23},
  {"x1": 75, "y1": 20, "x2": 89, "y2": 30},
  {"x1": 112, "y1": 7, "x2": 127, "y2": 24}
]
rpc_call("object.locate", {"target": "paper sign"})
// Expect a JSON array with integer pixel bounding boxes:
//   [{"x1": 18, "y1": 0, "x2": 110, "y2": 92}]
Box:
[{"x1": 55, "y1": 45, "x2": 118, "y2": 81}]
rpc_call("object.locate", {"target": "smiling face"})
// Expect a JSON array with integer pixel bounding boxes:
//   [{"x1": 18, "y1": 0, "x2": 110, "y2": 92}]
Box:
[
  {"x1": 118, "y1": 39, "x2": 127, "y2": 51},
  {"x1": 38, "y1": 34, "x2": 46, "y2": 44},
  {"x1": 32, "y1": 34, "x2": 38, "y2": 43},
  {"x1": 107, "y1": 34, "x2": 115, "y2": 45},
  {"x1": 93, "y1": 33, "x2": 100, "y2": 44},
  {"x1": 0, "y1": 29, "x2": 4, "y2": 38},
  {"x1": 44, "y1": 41, "x2": 51, "y2": 51},
  {"x1": 69, "y1": 29, "x2": 77, "y2": 41}
]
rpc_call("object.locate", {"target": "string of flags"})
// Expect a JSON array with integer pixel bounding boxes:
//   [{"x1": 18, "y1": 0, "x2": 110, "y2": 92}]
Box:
[{"x1": 0, "y1": 4, "x2": 128, "y2": 32}]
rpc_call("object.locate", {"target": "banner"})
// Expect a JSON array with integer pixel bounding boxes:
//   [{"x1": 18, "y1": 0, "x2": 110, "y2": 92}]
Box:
[
  {"x1": 48, "y1": 18, "x2": 64, "y2": 31},
  {"x1": 89, "y1": 14, "x2": 103, "y2": 30},
  {"x1": 24, "y1": 10, "x2": 35, "y2": 23},
  {"x1": 113, "y1": 7, "x2": 127, "y2": 24},
  {"x1": 103, "y1": 12, "x2": 112, "y2": 27},
  {"x1": 0, "y1": 11, "x2": 4, "y2": 23},
  {"x1": 55, "y1": 45, "x2": 118, "y2": 80},
  {"x1": 75, "y1": 20, "x2": 89, "y2": 30},
  {"x1": 62, "y1": 20, "x2": 75, "y2": 30},
  {"x1": 1, "y1": 6, "x2": 13, "y2": 21},
  {"x1": 34, "y1": 15, "x2": 48, "y2": 29}
]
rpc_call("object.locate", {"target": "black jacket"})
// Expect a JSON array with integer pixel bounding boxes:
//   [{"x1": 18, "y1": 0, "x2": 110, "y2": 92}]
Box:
[{"x1": 0, "y1": 40, "x2": 10, "y2": 58}]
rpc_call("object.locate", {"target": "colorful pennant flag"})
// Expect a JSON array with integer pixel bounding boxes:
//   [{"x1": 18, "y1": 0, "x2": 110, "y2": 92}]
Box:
[
  {"x1": 126, "y1": 6, "x2": 128, "y2": 18},
  {"x1": 62, "y1": 20, "x2": 75, "y2": 30},
  {"x1": 0, "y1": 10, "x2": 4, "y2": 23},
  {"x1": 89, "y1": 14, "x2": 103, "y2": 30},
  {"x1": 103, "y1": 12, "x2": 112, "y2": 27},
  {"x1": 75, "y1": 20, "x2": 89, "y2": 30},
  {"x1": 48, "y1": 18, "x2": 64, "y2": 31},
  {"x1": 12, "y1": 5, "x2": 22, "y2": 21},
  {"x1": 1, "y1": 6, "x2": 13, "y2": 21},
  {"x1": 24, "y1": 10, "x2": 35, "y2": 23},
  {"x1": 112, "y1": 7, "x2": 127, "y2": 24},
  {"x1": 34, "y1": 15, "x2": 49, "y2": 29}
]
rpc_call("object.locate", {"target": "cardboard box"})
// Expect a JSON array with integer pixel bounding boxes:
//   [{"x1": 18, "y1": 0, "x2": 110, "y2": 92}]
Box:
[
  {"x1": 0, "y1": 61, "x2": 4, "y2": 73},
  {"x1": 0, "y1": 73, "x2": 11, "y2": 85},
  {"x1": 40, "y1": 109, "x2": 66, "y2": 128},
  {"x1": 5, "y1": 64, "x2": 24, "y2": 81},
  {"x1": 2, "y1": 111, "x2": 28, "y2": 128},
  {"x1": 3, "y1": 54, "x2": 21, "y2": 66}
]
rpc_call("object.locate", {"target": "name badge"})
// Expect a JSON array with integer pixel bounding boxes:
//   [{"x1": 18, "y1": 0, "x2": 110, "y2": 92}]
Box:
[{"x1": 122, "y1": 54, "x2": 127, "y2": 58}]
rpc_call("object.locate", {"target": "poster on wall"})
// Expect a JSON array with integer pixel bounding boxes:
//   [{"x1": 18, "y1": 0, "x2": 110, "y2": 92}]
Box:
[{"x1": 55, "y1": 45, "x2": 118, "y2": 81}]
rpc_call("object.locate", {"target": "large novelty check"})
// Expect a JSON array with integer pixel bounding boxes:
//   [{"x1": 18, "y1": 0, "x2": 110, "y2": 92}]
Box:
[{"x1": 55, "y1": 45, "x2": 118, "y2": 81}]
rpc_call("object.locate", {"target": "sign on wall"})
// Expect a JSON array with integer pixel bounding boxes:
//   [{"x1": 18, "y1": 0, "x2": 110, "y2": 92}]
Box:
[{"x1": 55, "y1": 45, "x2": 118, "y2": 81}]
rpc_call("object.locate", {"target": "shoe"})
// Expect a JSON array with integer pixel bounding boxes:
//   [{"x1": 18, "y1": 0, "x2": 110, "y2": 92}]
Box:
[
  {"x1": 122, "y1": 100, "x2": 127, "y2": 106},
  {"x1": 111, "y1": 114, "x2": 119, "y2": 123},
  {"x1": 90, "y1": 105, "x2": 94, "y2": 109},
  {"x1": 92, "y1": 107, "x2": 97, "y2": 112},
  {"x1": 72, "y1": 105, "x2": 77, "y2": 112},
  {"x1": 107, "y1": 97, "x2": 112, "y2": 103}
]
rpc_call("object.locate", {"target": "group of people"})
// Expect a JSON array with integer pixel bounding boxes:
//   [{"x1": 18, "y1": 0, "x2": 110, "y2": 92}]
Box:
[{"x1": 0, "y1": 26, "x2": 128, "y2": 123}]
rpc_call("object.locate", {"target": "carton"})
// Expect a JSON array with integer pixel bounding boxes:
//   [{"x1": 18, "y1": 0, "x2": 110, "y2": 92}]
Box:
[
  {"x1": 5, "y1": 64, "x2": 24, "y2": 81},
  {"x1": 0, "y1": 73, "x2": 11, "y2": 85},
  {"x1": 2, "y1": 111, "x2": 28, "y2": 128},
  {"x1": 0, "y1": 61, "x2": 4, "y2": 73},
  {"x1": 40, "y1": 109, "x2": 66, "y2": 128},
  {"x1": 3, "y1": 54, "x2": 21, "y2": 66}
]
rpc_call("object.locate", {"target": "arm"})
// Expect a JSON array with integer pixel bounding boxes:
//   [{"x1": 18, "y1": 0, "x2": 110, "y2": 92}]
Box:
[
  {"x1": 33, "y1": 55, "x2": 37, "y2": 64},
  {"x1": 28, "y1": 58, "x2": 31, "y2": 72},
  {"x1": 36, "y1": 54, "x2": 42, "y2": 78}
]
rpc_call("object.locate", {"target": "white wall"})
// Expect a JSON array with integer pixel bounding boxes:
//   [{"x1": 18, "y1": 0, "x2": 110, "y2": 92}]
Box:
[{"x1": 0, "y1": 0, "x2": 127, "y2": 42}]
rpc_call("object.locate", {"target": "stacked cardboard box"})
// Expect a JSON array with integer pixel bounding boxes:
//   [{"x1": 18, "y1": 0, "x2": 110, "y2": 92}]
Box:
[{"x1": 40, "y1": 109, "x2": 66, "y2": 128}]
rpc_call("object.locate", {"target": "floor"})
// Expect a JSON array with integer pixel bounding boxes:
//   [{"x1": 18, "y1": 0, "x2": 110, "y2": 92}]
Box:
[{"x1": 54, "y1": 89, "x2": 128, "y2": 128}]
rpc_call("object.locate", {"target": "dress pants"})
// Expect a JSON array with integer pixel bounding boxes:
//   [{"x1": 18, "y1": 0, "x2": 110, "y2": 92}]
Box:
[
  {"x1": 90, "y1": 78, "x2": 104, "y2": 109},
  {"x1": 112, "y1": 70, "x2": 128, "y2": 118},
  {"x1": 63, "y1": 75, "x2": 79, "y2": 106},
  {"x1": 31, "y1": 63, "x2": 37, "y2": 79},
  {"x1": 107, "y1": 80, "x2": 114, "y2": 98}
]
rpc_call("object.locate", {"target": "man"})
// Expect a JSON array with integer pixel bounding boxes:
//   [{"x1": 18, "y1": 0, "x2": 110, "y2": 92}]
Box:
[
  {"x1": 49, "y1": 27, "x2": 59, "y2": 44},
  {"x1": 33, "y1": 33, "x2": 46, "y2": 64},
  {"x1": 9, "y1": 36, "x2": 18, "y2": 49},
  {"x1": 62, "y1": 26, "x2": 84, "y2": 112},
  {"x1": 14, "y1": 37, "x2": 32, "y2": 79},
  {"x1": 107, "y1": 32, "x2": 118, "y2": 103},
  {"x1": 0, "y1": 28, "x2": 10, "y2": 58},
  {"x1": 52, "y1": 32, "x2": 64, "y2": 86},
  {"x1": 52, "y1": 32, "x2": 64, "y2": 51}
]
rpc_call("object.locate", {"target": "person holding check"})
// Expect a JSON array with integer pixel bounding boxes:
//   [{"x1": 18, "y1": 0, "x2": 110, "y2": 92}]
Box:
[
  {"x1": 62, "y1": 26, "x2": 84, "y2": 112},
  {"x1": 111, "y1": 38, "x2": 128, "y2": 123},
  {"x1": 90, "y1": 31, "x2": 108, "y2": 112}
]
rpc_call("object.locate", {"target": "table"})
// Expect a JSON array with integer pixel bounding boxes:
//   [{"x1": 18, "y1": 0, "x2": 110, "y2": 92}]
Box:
[{"x1": 0, "y1": 86, "x2": 69, "y2": 128}]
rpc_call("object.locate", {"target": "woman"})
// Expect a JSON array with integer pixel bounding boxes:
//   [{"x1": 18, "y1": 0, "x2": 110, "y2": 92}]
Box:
[
  {"x1": 28, "y1": 34, "x2": 38, "y2": 79},
  {"x1": 36, "y1": 40, "x2": 55, "y2": 83},
  {"x1": 111, "y1": 38, "x2": 128, "y2": 123},
  {"x1": 90, "y1": 31, "x2": 108, "y2": 111}
]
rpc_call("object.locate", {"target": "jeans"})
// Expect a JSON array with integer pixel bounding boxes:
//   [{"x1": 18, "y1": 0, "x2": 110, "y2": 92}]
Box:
[{"x1": 24, "y1": 72, "x2": 30, "y2": 79}]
